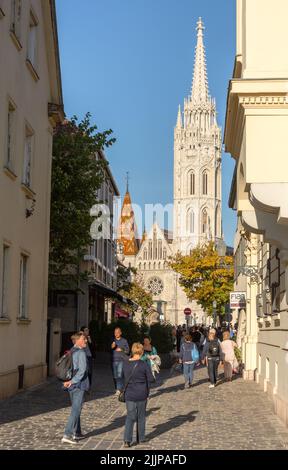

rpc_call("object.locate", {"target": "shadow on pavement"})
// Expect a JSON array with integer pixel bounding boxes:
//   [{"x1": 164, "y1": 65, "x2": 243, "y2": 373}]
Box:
[
  {"x1": 146, "y1": 411, "x2": 198, "y2": 440},
  {"x1": 84, "y1": 407, "x2": 161, "y2": 439}
]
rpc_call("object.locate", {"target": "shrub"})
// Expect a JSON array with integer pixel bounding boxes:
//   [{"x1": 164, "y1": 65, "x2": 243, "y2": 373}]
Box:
[
  {"x1": 90, "y1": 320, "x2": 141, "y2": 352},
  {"x1": 149, "y1": 323, "x2": 174, "y2": 353}
]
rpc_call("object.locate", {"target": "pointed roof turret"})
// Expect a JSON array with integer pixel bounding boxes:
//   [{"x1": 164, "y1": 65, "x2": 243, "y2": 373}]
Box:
[
  {"x1": 117, "y1": 182, "x2": 140, "y2": 256},
  {"x1": 191, "y1": 17, "x2": 210, "y2": 104},
  {"x1": 176, "y1": 104, "x2": 182, "y2": 128}
]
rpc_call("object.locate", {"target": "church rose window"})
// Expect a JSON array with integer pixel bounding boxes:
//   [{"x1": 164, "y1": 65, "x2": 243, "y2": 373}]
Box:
[{"x1": 147, "y1": 277, "x2": 164, "y2": 295}]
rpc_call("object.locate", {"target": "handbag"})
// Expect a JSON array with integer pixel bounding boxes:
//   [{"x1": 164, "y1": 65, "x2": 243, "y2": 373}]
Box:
[{"x1": 118, "y1": 362, "x2": 138, "y2": 403}]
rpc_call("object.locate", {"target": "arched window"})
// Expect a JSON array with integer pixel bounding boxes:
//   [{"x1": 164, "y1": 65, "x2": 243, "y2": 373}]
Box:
[
  {"x1": 202, "y1": 209, "x2": 208, "y2": 234},
  {"x1": 158, "y1": 240, "x2": 162, "y2": 259},
  {"x1": 202, "y1": 171, "x2": 208, "y2": 195},
  {"x1": 144, "y1": 262, "x2": 146, "y2": 270},
  {"x1": 188, "y1": 172, "x2": 195, "y2": 195},
  {"x1": 148, "y1": 241, "x2": 152, "y2": 259},
  {"x1": 215, "y1": 206, "x2": 221, "y2": 238},
  {"x1": 158, "y1": 262, "x2": 161, "y2": 269},
  {"x1": 187, "y1": 209, "x2": 195, "y2": 234},
  {"x1": 163, "y1": 249, "x2": 167, "y2": 260},
  {"x1": 144, "y1": 249, "x2": 148, "y2": 260},
  {"x1": 139, "y1": 263, "x2": 142, "y2": 270}
]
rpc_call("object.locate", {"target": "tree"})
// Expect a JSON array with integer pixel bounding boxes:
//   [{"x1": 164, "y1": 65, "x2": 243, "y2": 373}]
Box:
[
  {"x1": 49, "y1": 113, "x2": 115, "y2": 289},
  {"x1": 170, "y1": 242, "x2": 234, "y2": 317},
  {"x1": 118, "y1": 281, "x2": 153, "y2": 318}
]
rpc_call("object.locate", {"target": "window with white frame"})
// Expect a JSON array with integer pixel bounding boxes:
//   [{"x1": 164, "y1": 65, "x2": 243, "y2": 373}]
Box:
[
  {"x1": 6, "y1": 101, "x2": 16, "y2": 169},
  {"x1": 11, "y1": 0, "x2": 22, "y2": 40},
  {"x1": 27, "y1": 11, "x2": 38, "y2": 69},
  {"x1": 0, "y1": 245, "x2": 9, "y2": 318},
  {"x1": 19, "y1": 254, "x2": 28, "y2": 319},
  {"x1": 23, "y1": 126, "x2": 33, "y2": 187}
]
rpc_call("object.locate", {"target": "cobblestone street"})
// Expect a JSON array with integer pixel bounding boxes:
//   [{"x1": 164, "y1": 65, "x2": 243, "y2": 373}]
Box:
[{"x1": 1, "y1": 364, "x2": 288, "y2": 450}]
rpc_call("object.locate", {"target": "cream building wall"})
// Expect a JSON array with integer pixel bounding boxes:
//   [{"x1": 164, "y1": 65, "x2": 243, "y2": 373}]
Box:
[
  {"x1": 0, "y1": 0, "x2": 63, "y2": 399},
  {"x1": 225, "y1": 0, "x2": 288, "y2": 427}
]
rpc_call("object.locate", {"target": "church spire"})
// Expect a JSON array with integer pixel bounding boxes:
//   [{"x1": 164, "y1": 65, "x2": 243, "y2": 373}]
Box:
[
  {"x1": 176, "y1": 105, "x2": 182, "y2": 128},
  {"x1": 191, "y1": 17, "x2": 210, "y2": 104}
]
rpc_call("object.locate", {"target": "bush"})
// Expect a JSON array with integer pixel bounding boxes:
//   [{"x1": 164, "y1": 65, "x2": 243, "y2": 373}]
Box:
[
  {"x1": 149, "y1": 322, "x2": 174, "y2": 353},
  {"x1": 90, "y1": 320, "x2": 141, "y2": 352},
  {"x1": 234, "y1": 346, "x2": 242, "y2": 363}
]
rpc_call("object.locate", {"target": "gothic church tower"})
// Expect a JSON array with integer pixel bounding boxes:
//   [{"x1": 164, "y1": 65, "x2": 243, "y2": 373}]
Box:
[{"x1": 173, "y1": 18, "x2": 222, "y2": 255}]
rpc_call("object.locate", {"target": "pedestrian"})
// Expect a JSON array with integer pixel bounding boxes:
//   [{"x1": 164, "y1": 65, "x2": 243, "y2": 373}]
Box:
[
  {"x1": 220, "y1": 331, "x2": 238, "y2": 381},
  {"x1": 202, "y1": 329, "x2": 221, "y2": 388},
  {"x1": 141, "y1": 336, "x2": 160, "y2": 379},
  {"x1": 111, "y1": 327, "x2": 130, "y2": 396},
  {"x1": 80, "y1": 326, "x2": 93, "y2": 389},
  {"x1": 61, "y1": 332, "x2": 89, "y2": 445},
  {"x1": 179, "y1": 334, "x2": 198, "y2": 389},
  {"x1": 122, "y1": 342, "x2": 154, "y2": 447}
]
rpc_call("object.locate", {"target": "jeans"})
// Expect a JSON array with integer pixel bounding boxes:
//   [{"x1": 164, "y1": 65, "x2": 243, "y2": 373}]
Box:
[
  {"x1": 64, "y1": 388, "x2": 85, "y2": 437},
  {"x1": 183, "y1": 363, "x2": 195, "y2": 385},
  {"x1": 124, "y1": 400, "x2": 147, "y2": 443},
  {"x1": 207, "y1": 357, "x2": 220, "y2": 385},
  {"x1": 112, "y1": 361, "x2": 124, "y2": 390}
]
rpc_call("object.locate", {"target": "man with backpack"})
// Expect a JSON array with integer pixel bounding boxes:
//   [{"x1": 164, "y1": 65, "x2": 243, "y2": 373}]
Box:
[
  {"x1": 202, "y1": 329, "x2": 221, "y2": 388},
  {"x1": 61, "y1": 332, "x2": 89, "y2": 445}
]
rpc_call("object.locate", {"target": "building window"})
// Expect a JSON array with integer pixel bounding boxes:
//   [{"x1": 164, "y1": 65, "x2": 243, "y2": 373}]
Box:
[
  {"x1": 0, "y1": 245, "x2": 9, "y2": 318},
  {"x1": 148, "y1": 241, "x2": 152, "y2": 260},
  {"x1": 19, "y1": 254, "x2": 28, "y2": 319},
  {"x1": 11, "y1": 0, "x2": 22, "y2": 41},
  {"x1": 6, "y1": 101, "x2": 16, "y2": 170},
  {"x1": 158, "y1": 240, "x2": 162, "y2": 259},
  {"x1": 202, "y1": 209, "x2": 208, "y2": 234},
  {"x1": 23, "y1": 126, "x2": 34, "y2": 187},
  {"x1": 144, "y1": 249, "x2": 148, "y2": 260},
  {"x1": 189, "y1": 172, "x2": 195, "y2": 195},
  {"x1": 187, "y1": 209, "x2": 195, "y2": 234},
  {"x1": 202, "y1": 171, "x2": 208, "y2": 195},
  {"x1": 27, "y1": 11, "x2": 38, "y2": 71},
  {"x1": 163, "y1": 249, "x2": 167, "y2": 260}
]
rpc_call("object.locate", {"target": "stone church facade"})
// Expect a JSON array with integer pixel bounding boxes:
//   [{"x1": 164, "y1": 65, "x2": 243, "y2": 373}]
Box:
[{"x1": 118, "y1": 19, "x2": 222, "y2": 326}]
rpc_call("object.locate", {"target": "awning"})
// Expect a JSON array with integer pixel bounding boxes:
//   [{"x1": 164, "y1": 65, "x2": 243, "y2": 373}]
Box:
[
  {"x1": 88, "y1": 281, "x2": 138, "y2": 309},
  {"x1": 114, "y1": 304, "x2": 130, "y2": 318}
]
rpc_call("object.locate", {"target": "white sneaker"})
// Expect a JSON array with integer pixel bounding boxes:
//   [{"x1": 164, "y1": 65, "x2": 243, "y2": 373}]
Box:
[
  {"x1": 208, "y1": 384, "x2": 215, "y2": 389},
  {"x1": 61, "y1": 436, "x2": 78, "y2": 445}
]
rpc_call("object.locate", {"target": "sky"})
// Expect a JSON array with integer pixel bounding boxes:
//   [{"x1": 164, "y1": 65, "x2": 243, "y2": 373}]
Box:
[{"x1": 56, "y1": 0, "x2": 236, "y2": 246}]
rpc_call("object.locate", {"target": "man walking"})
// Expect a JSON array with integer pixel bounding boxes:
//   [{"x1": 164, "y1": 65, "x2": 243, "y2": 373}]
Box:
[
  {"x1": 62, "y1": 332, "x2": 89, "y2": 445},
  {"x1": 111, "y1": 327, "x2": 129, "y2": 396}
]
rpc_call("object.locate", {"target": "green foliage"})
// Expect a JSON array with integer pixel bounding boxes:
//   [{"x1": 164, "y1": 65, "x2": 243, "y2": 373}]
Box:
[
  {"x1": 234, "y1": 346, "x2": 242, "y2": 363},
  {"x1": 170, "y1": 241, "x2": 234, "y2": 316},
  {"x1": 49, "y1": 113, "x2": 115, "y2": 289},
  {"x1": 89, "y1": 320, "x2": 142, "y2": 352},
  {"x1": 149, "y1": 323, "x2": 174, "y2": 353}
]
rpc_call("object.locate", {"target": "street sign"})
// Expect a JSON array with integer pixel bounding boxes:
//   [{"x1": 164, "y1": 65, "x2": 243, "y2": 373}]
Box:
[
  {"x1": 230, "y1": 292, "x2": 246, "y2": 309},
  {"x1": 184, "y1": 308, "x2": 192, "y2": 316}
]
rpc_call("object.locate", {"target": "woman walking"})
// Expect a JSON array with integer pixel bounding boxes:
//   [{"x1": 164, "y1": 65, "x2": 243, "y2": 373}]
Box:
[
  {"x1": 220, "y1": 331, "x2": 238, "y2": 381},
  {"x1": 122, "y1": 342, "x2": 154, "y2": 447},
  {"x1": 202, "y1": 329, "x2": 221, "y2": 388},
  {"x1": 179, "y1": 334, "x2": 198, "y2": 389}
]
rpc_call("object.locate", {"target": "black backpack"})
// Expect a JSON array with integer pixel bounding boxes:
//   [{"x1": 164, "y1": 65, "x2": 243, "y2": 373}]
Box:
[
  {"x1": 55, "y1": 349, "x2": 74, "y2": 381},
  {"x1": 208, "y1": 339, "x2": 220, "y2": 357}
]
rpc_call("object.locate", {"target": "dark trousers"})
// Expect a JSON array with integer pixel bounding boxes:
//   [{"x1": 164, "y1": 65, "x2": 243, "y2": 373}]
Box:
[
  {"x1": 124, "y1": 400, "x2": 147, "y2": 443},
  {"x1": 207, "y1": 357, "x2": 220, "y2": 385}
]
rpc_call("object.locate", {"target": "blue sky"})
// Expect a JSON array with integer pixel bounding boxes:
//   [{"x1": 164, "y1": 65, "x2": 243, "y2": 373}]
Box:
[{"x1": 56, "y1": 0, "x2": 236, "y2": 246}]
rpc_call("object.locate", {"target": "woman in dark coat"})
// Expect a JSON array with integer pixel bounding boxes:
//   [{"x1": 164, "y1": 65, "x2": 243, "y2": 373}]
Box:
[{"x1": 122, "y1": 342, "x2": 154, "y2": 447}]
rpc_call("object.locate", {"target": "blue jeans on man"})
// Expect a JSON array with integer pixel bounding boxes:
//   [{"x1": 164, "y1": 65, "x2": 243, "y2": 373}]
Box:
[
  {"x1": 64, "y1": 388, "x2": 85, "y2": 437},
  {"x1": 113, "y1": 361, "x2": 124, "y2": 390},
  {"x1": 124, "y1": 400, "x2": 147, "y2": 443},
  {"x1": 183, "y1": 362, "x2": 195, "y2": 385}
]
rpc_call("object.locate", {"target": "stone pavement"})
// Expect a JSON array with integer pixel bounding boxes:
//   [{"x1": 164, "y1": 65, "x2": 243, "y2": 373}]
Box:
[{"x1": 0, "y1": 363, "x2": 288, "y2": 450}]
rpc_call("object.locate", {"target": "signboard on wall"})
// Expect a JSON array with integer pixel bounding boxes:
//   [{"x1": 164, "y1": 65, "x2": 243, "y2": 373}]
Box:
[{"x1": 230, "y1": 292, "x2": 246, "y2": 309}]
